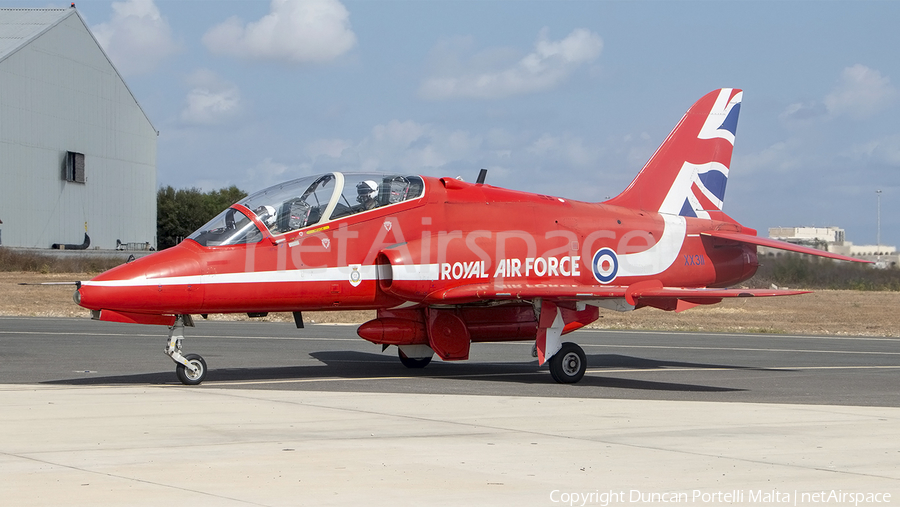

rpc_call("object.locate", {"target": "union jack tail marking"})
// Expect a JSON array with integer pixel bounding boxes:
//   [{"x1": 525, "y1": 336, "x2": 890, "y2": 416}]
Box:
[{"x1": 604, "y1": 88, "x2": 742, "y2": 220}]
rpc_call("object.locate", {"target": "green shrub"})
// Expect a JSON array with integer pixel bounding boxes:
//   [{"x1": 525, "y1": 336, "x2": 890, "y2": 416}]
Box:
[
  {"x1": 157, "y1": 185, "x2": 247, "y2": 250},
  {"x1": 749, "y1": 254, "x2": 900, "y2": 291}
]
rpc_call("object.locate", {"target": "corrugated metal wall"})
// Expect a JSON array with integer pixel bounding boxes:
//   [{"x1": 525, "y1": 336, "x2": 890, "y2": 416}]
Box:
[{"x1": 0, "y1": 12, "x2": 156, "y2": 249}]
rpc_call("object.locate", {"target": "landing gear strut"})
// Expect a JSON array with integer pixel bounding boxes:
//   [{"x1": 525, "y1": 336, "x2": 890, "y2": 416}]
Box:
[
  {"x1": 166, "y1": 315, "x2": 207, "y2": 385},
  {"x1": 548, "y1": 342, "x2": 586, "y2": 384}
]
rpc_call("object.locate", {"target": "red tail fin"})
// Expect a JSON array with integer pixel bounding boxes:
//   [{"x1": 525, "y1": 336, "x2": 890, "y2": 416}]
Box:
[{"x1": 604, "y1": 88, "x2": 742, "y2": 220}]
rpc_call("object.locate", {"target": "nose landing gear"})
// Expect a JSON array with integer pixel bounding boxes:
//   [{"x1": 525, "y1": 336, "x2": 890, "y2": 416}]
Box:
[{"x1": 166, "y1": 315, "x2": 208, "y2": 385}]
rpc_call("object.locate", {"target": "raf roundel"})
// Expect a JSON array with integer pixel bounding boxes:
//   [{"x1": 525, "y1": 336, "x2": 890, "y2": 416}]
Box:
[{"x1": 592, "y1": 248, "x2": 618, "y2": 284}]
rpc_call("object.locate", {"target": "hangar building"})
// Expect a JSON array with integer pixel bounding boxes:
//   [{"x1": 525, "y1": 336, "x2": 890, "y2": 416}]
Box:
[{"x1": 0, "y1": 7, "x2": 156, "y2": 250}]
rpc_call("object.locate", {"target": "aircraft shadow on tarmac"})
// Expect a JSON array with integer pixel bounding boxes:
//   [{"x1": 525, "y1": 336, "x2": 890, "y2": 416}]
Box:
[{"x1": 43, "y1": 351, "x2": 768, "y2": 393}]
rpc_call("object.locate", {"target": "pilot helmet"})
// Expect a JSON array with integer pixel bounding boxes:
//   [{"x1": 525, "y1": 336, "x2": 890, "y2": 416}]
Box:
[
  {"x1": 254, "y1": 205, "x2": 277, "y2": 227},
  {"x1": 356, "y1": 180, "x2": 378, "y2": 203}
]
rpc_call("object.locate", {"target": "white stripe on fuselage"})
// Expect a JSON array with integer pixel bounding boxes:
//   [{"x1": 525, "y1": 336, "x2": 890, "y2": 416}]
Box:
[
  {"x1": 82, "y1": 221, "x2": 687, "y2": 291},
  {"x1": 616, "y1": 214, "x2": 686, "y2": 278},
  {"x1": 81, "y1": 265, "x2": 410, "y2": 288}
]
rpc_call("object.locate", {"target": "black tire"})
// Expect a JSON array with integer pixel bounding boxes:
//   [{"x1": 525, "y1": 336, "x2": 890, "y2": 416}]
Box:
[
  {"x1": 548, "y1": 342, "x2": 586, "y2": 384},
  {"x1": 176, "y1": 353, "x2": 208, "y2": 385},
  {"x1": 398, "y1": 349, "x2": 432, "y2": 369}
]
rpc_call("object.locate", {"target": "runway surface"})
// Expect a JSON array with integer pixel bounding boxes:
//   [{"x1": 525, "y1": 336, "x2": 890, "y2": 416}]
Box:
[
  {"x1": 2, "y1": 316, "x2": 899, "y2": 505},
  {"x1": 1, "y1": 316, "x2": 898, "y2": 406}
]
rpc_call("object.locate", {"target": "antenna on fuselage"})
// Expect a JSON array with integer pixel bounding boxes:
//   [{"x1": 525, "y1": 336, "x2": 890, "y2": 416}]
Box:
[{"x1": 476, "y1": 168, "x2": 488, "y2": 185}]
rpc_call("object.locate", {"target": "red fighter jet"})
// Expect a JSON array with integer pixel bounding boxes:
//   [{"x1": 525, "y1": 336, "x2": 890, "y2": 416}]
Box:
[{"x1": 75, "y1": 88, "x2": 865, "y2": 385}]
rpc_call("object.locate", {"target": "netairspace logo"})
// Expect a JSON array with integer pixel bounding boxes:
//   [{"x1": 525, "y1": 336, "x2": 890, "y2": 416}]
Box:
[{"x1": 548, "y1": 489, "x2": 893, "y2": 506}]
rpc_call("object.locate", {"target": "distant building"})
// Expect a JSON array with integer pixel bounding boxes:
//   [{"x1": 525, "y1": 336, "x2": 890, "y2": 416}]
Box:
[
  {"x1": 766, "y1": 226, "x2": 898, "y2": 268},
  {"x1": 0, "y1": 7, "x2": 156, "y2": 249},
  {"x1": 768, "y1": 226, "x2": 845, "y2": 245}
]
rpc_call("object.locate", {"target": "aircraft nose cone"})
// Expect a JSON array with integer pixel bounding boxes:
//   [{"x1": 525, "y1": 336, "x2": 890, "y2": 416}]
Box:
[{"x1": 77, "y1": 242, "x2": 205, "y2": 314}]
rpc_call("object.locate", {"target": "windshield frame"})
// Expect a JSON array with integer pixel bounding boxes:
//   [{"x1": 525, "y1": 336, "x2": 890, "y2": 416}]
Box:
[{"x1": 186, "y1": 205, "x2": 268, "y2": 247}]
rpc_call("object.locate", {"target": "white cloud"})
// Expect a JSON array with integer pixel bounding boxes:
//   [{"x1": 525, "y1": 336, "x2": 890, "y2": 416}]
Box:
[
  {"x1": 264, "y1": 120, "x2": 485, "y2": 176},
  {"x1": 358, "y1": 120, "x2": 482, "y2": 173},
  {"x1": 370, "y1": 120, "x2": 430, "y2": 150},
  {"x1": 239, "y1": 158, "x2": 313, "y2": 193},
  {"x1": 305, "y1": 138, "x2": 352, "y2": 159},
  {"x1": 180, "y1": 69, "x2": 241, "y2": 126},
  {"x1": 527, "y1": 133, "x2": 600, "y2": 167},
  {"x1": 824, "y1": 64, "x2": 897, "y2": 119},
  {"x1": 91, "y1": 0, "x2": 179, "y2": 76},
  {"x1": 779, "y1": 101, "x2": 828, "y2": 122},
  {"x1": 851, "y1": 134, "x2": 900, "y2": 167},
  {"x1": 419, "y1": 28, "x2": 603, "y2": 100},
  {"x1": 250, "y1": 158, "x2": 289, "y2": 181},
  {"x1": 779, "y1": 65, "x2": 897, "y2": 125},
  {"x1": 282, "y1": 119, "x2": 615, "y2": 200},
  {"x1": 733, "y1": 140, "x2": 808, "y2": 176},
  {"x1": 237, "y1": 121, "x2": 482, "y2": 191},
  {"x1": 202, "y1": 0, "x2": 356, "y2": 64}
]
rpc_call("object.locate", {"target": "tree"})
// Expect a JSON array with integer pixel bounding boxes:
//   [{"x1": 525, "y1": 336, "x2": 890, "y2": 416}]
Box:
[
  {"x1": 749, "y1": 253, "x2": 900, "y2": 291},
  {"x1": 157, "y1": 185, "x2": 247, "y2": 250}
]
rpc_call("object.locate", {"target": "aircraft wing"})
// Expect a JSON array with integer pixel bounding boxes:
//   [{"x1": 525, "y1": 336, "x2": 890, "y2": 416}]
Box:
[
  {"x1": 425, "y1": 282, "x2": 628, "y2": 304},
  {"x1": 701, "y1": 230, "x2": 870, "y2": 263},
  {"x1": 425, "y1": 281, "x2": 809, "y2": 311}
]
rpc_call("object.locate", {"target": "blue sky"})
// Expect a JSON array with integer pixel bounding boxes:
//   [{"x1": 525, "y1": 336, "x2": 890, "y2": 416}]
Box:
[{"x1": 9, "y1": 0, "x2": 900, "y2": 247}]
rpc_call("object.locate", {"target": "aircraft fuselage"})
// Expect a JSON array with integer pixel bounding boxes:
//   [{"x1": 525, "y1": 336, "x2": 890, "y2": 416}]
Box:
[{"x1": 78, "y1": 175, "x2": 757, "y2": 317}]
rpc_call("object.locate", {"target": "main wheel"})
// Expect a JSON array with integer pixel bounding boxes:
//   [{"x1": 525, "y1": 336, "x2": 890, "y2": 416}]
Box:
[
  {"x1": 176, "y1": 353, "x2": 208, "y2": 385},
  {"x1": 548, "y1": 342, "x2": 586, "y2": 384},
  {"x1": 398, "y1": 349, "x2": 432, "y2": 369}
]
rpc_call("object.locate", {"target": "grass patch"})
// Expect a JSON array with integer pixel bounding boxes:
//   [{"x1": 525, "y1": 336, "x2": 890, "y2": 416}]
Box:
[{"x1": 0, "y1": 247, "x2": 124, "y2": 274}]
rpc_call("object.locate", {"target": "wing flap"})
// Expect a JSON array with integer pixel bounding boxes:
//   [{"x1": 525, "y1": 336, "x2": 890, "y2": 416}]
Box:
[{"x1": 701, "y1": 230, "x2": 870, "y2": 263}]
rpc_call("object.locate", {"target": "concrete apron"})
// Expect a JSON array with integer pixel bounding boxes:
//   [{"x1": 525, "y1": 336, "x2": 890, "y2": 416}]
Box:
[{"x1": 1, "y1": 385, "x2": 898, "y2": 506}]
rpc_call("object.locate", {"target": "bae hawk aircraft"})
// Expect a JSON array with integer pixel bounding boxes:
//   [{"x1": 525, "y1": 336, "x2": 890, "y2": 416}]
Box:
[{"x1": 74, "y1": 89, "x2": 865, "y2": 385}]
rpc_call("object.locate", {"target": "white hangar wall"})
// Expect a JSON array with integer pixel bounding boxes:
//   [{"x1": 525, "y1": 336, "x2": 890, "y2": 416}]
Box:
[{"x1": 0, "y1": 8, "x2": 157, "y2": 249}]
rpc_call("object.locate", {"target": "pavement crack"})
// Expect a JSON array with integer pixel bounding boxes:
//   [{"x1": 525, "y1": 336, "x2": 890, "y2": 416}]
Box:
[{"x1": 0, "y1": 450, "x2": 274, "y2": 507}]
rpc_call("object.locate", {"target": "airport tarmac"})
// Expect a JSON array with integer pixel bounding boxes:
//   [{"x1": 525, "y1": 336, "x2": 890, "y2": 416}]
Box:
[{"x1": 1, "y1": 317, "x2": 899, "y2": 506}]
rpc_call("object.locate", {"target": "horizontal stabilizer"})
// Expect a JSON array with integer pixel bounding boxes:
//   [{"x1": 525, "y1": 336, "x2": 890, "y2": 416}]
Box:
[
  {"x1": 625, "y1": 286, "x2": 810, "y2": 300},
  {"x1": 701, "y1": 231, "x2": 870, "y2": 263}
]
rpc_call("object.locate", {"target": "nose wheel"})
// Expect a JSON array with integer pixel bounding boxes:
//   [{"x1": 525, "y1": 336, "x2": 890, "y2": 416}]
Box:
[
  {"x1": 175, "y1": 353, "x2": 208, "y2": 385},
  {"x1": 166, "y1": 315, "x2": 208, "y2": 385}
]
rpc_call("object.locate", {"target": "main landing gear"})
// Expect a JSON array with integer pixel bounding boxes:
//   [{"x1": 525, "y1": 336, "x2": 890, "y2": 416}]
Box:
[
  {"x1": 547, "y1": 342, "x2": 587, "y2": 384},
  {"x1": 398, "y1": 348, "x2": 433, "y2": 368},
  {"x1": 166, "y1": 315, "x2": 208, "y2": 385},
  {"x1": 390, "y1": 341, "x2": 586, "y2": 383}
]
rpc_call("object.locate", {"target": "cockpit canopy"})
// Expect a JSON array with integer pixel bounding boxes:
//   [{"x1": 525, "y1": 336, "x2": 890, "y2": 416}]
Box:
[{"x1": 188, "y1": 172, "x2": 425, "y2": 247}]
